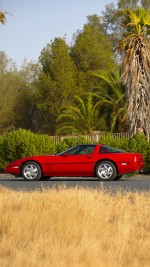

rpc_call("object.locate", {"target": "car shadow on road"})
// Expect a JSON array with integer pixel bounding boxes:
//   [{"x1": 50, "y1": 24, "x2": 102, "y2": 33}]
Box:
[{"x1": 0, "y1": 176, "x2": 126, "y2": 182}]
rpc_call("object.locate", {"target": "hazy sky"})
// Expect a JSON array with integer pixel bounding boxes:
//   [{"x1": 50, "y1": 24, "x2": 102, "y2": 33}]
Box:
[{"x1": 0, "y1": 0, "x2": 118, "y2": 67}]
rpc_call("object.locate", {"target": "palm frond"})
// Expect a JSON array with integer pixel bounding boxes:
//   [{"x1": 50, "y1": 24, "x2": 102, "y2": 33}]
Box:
[{"x1": 0, "y1": 11, "x2": 5, "y2": 24}]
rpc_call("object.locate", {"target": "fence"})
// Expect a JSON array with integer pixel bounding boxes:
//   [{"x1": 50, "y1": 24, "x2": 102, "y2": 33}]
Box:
[{"x1": 50, "y1": 132, "x2": 130, "y2": 145}]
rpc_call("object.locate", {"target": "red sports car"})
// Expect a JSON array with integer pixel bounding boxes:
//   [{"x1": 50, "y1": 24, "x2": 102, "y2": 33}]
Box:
[{"x1": 5, "y1": 144, "x2": 144, "y2": 181}]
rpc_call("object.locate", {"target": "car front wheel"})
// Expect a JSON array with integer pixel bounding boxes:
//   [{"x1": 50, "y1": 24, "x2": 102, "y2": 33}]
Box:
[
  {"x1": 95, "y1": 161, "x2": 117, "y2": 181},
  {"x1": 21, "y1": 161, "x2": 42, "y2": 181}
]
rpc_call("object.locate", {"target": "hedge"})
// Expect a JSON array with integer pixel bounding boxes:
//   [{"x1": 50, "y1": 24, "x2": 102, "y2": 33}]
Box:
[
  {"x1": 0, "y1": 129, "x2": 56, "y2": 171},
  {"x1": 0, "y1": 135, "x2": 5, "y2": 171},
  {"x1": 99, "y1": 133, "x2": 150, "y2": 172},
  {"x1": 0, "y1": 129, "x2": 150, "y2": 172},
  {"x1": 56, "y1": 136, "x2": 91, "y2": 154}
]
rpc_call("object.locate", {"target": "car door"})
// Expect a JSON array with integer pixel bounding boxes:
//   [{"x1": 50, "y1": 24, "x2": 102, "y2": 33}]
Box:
[{"x1": 52, "y1": 145, "x2": 96, "y2": 176}]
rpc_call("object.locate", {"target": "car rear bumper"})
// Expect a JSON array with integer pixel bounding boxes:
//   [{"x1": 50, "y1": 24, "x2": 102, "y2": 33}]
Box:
[{"x1": 117, "y1": 161, "x2": 144, "y2": 175}]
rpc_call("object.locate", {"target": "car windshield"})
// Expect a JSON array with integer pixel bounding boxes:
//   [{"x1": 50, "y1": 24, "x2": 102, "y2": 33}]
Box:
[
  {"x1": 58, "y1": 145, "x2": 96, "y2": 155},
  {"x1": 99, "y1": 145, "x2": 125, "y2": 154}
]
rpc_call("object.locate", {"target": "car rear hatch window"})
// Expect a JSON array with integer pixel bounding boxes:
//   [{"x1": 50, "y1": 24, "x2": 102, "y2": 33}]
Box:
[{"x1": 99, "y1": 145, "x2": 125, "y2": 154}]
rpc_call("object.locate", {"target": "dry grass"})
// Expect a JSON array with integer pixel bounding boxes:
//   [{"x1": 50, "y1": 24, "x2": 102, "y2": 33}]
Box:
[{"x1": 0, "y1": 186, "x2": 150, "y2": 267}]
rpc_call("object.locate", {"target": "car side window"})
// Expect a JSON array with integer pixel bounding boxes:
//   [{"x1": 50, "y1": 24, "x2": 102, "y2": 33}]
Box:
[
  {"x1": 78, "y1": 146, "x2": 95, "y2": 155},
  {"x1": 68, "y1": 145, "x2": 95, "y2": 155},
  {"x1": 99, "y1": 145, "x2": 125, "y2": 153},
  {"x1": 67, "y1": 146, "x2": 81, "y2": 155},
  {"x1": 99, "y1": 146, "x2": 108, "y2": 153}
]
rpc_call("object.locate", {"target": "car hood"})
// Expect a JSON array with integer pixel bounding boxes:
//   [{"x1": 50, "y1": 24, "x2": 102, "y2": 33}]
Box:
[{"x1": 9, "y1": 155, "x2": 55, "y2": 165}]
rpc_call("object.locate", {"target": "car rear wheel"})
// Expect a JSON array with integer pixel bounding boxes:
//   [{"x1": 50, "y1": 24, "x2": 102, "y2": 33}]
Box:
[
  {"x1": 95, "y1": 161, "x2": 117, "y2": 181},
  {"x1": 21, "y1": 161, "x2": 42, "y2": 181}
]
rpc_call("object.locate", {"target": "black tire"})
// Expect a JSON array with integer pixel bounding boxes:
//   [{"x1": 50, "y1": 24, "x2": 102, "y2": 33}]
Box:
[
  {"x1": 114, "y1": 175, "x2": 123, "y2": 180},
  {"x1": 21, "y1": 161, "x2": 42, "y2": 181},
  {"x1": 95, "y1": 161, "x2": 117, "y2": 181}
]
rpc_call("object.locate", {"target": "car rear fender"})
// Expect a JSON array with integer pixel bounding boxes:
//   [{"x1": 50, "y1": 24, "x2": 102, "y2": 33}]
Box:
[
  {"x1": 94, "y1": 159, "x2": 119, "y2": 176},
  {"x1": 20, "y1": 160, "x2": 43, "y2": 176}
]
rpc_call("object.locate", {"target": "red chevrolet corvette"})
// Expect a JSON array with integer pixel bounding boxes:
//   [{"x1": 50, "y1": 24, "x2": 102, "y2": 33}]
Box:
[{"x1": 5, "y1": 144, "x2": 144, "y2": 181}]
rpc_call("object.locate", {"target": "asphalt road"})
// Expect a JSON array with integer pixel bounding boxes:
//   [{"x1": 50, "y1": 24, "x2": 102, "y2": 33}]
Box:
[{"x1": 0, "y1": 174, "x2": 150, "y2": 193}]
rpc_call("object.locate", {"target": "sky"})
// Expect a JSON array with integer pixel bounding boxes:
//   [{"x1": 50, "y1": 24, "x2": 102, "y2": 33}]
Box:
[{"x1": 0, "y1": 0, "x2": 118, "y2": 67}]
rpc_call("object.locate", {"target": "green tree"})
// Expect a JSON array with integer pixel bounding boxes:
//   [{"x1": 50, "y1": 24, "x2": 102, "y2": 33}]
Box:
[
  {"x1": 91, "y1": 70, "x2": 127, "y2": 132},
  {"x1": 37, "y1": 37, "x2": 83, "y2": 134},
  {"x1": 71, "y1": 14, "x2": 116, "y2": 72},
  {"x1": 0, "y1": 53, "x2": 40, "y2": 133},
  {"x1": 101, "y1": 0, "x2": 150, "y2": 51},
  {"x1": 0, "y1": 53, "x2": 19, "y2": 132},
  {"x1": 0, "y1": 51, "x2": 13, "y2": 74},
  {"x1": 70, "y1": 15, "x2": 118, "y2": 91},
  {"x1": 56, "y1": 93, "x2": 102, "y2": 135},
  {"x1": 117, "y1": 0, "x2": 139, "y2": 9},
  {"x1": 12, "y1": 61, "x2": 40, "y2": 132},
  {"x1": 118, "y1": 7, "x2": 150, "y2": 140},
  {"x1": 141, "y1": 0, "x2": 150, "y2": 9}
]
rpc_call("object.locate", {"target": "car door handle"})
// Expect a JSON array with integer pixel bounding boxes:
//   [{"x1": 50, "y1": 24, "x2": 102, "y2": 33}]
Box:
[{"x1": 86, "y1": 156, "x2": 92, "y2": 158}]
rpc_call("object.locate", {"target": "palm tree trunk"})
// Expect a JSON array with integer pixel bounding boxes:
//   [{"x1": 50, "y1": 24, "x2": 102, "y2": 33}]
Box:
[{"x1": 123, "y1": 37, "x2": 150, "y2": 141}]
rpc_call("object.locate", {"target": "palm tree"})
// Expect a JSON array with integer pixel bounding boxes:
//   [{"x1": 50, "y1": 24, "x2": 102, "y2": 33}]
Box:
[
  {"x1": 118, "y1": 8, "x2": 150, "y2": 141},
  {"x1": 0, "y1": 10, "x2": 6, "y2": 24},
  {"x1": 56, "y1": 93, "x2": 102, "y2": 135},
  {"x1": 91, "y1": 70, "x2": 127, "y2": 132}
]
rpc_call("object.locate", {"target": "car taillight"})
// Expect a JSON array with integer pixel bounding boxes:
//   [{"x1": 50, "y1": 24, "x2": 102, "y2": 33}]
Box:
[{"x1": 136, "y1": 154, "x2": 144, "y2": 162}]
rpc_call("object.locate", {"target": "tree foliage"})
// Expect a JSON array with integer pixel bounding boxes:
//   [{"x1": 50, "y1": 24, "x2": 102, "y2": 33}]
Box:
[
  {"x1": 12, "y1": 62, "x2": 40, "y2": 131},
  {"x1": 3, "y1": 2, "x2": 149, "y2": 137},
  {"x1": 36, "y1": 37, "x2": 85, "y2": 134},
  {"x1": 101, "y1": 0, "x2": 150, "y2": 51},
  {"x1": 0, "y1": 53, "x2": 40, "y2": 133},
  {"x1": 91, "y1": 70, "x2": 127, "y2": 132},
  {"x1": 56, "y1": 93, "x2": 103, "y2": 135},
  {"x1": 0, "y1": 53, "x2": 19, "y2": 132},
  {"x1": 141, "y1": 0, "x2": 150, "y2": 9},
  {"x1": 71, "y1": 15, "x2": 116, "y2": 72}
]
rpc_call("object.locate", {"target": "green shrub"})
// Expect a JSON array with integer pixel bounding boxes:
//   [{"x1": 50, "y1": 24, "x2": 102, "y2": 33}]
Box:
[
  {"x1": 56, "y1": 140, "x2": 69, "y2": 154},
  {"x1": 0, "y1": 135, "x2": 7, "y2": 172},
  {"x1": 56, "y1": 136, "x2": 91, "y2": 154},
  {"x1": 0, "y1": 135, "x2": 3, "y2": 157},
  {"x1": 63, "y1": 136, "x2": 90, "y2": 147},
  {"x1": 128, "y1": 133, "x2": 148, "y2": 153},
  {"x1": 128, "y1": 133, "x2": 149, "y2": 172},
  {"x1": 0, "y1": 158, "x2": 7, "y2": 172},
  {"x1": 99, "y1": 133, "x2": 129, "y2": 151},
  {"x1": 145, "y1": 145, "x2": 150, "y2": 172},
  {"x1": 99, "y1": 133, "x2": 150, "y2": 172},
  {"x1": 2, "y1": 129, "x2": 56, "y2": 163},
  {"x1": 0, "y1": 130, "x2": 150, "y2": 173}
]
